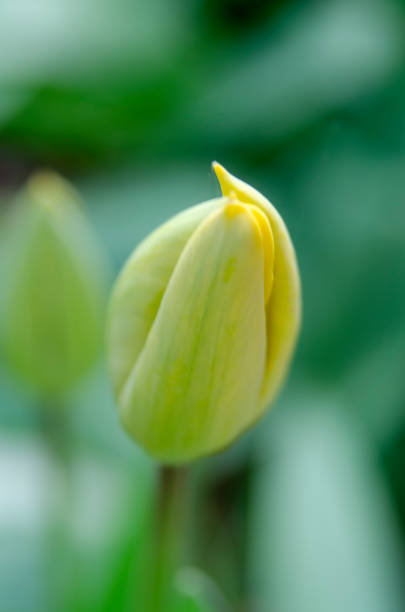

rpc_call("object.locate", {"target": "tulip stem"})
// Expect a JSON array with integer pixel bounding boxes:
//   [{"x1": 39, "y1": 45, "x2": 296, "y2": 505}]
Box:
[
  {"x1": 40, "y1": 401, "x2": 73, "y2": 612},
  {"x1": 149, "y1": 465, "x2": 188, "y2": 611}
]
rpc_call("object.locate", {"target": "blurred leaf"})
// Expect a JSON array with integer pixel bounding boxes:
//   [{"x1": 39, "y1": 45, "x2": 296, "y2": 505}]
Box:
[
  {"x1": 0, "y1": 91, "x2": 31, "y2": 128},
  {"x1": 250, "y1": 398, "x2": 405, "y2": 612},
  {"x1": 170, "y1": 0, "x2": 404, "y2": 148},
  {"x1": 343, "y1": 324, "x2": 405, "y2": 443},
  {"x1": 172, "y1": 567, "x2": 231, "y2": 612},
  {"x1": 0, "y1": 431, "x2": 155, "y2": 612},
  {"x1": 0, "y1": 0, "x2": 190, "y2": 85}
]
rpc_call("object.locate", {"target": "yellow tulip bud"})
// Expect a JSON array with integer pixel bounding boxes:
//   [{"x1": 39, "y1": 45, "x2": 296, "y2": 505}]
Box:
[
  {"x1": 1, "y1": 171, "x2": 106, "y2": 396},
  {"x1": 108, "y1": 164, "x2": 301, "y2": 463}
]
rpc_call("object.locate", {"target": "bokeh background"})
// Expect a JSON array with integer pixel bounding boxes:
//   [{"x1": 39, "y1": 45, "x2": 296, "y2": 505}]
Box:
[{"x1": 1, "y1": 0, "x2": 405, "y2": 611}]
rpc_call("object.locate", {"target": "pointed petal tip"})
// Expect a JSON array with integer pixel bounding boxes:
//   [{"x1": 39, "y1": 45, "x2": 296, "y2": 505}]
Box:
[
  {"x1": 211, "y1": 160, "x2": 223, "y2": 176},
  {"x1": 212, "y1": 161, "x2": 233, "y2": 197},
  {"x1": 212, "y1": 159, "x2": 227, "y2": 173}
]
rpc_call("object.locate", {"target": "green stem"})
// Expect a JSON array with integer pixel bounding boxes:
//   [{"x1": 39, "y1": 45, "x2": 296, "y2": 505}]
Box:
[
  {"x1": 39, "y1": 400, "x2": 73, "y2": 612},
  {"x1": 149, "y1": 465, "x2": 188, "y2": 612}
]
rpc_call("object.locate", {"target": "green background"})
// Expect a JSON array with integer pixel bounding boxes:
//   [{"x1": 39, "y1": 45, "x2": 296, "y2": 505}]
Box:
[{"x1": 1, "y1": 1, "x2": 405, "y2": 610}]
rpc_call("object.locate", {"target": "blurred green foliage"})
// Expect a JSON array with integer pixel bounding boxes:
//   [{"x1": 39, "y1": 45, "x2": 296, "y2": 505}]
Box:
[{"x1": 1, "y1": 0, "x2": 405, "y2": 611}]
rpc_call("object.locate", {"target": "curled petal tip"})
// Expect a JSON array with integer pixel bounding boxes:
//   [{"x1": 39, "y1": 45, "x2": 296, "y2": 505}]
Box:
[{"x1": 212, "y1": 161, "x2": 234, "y2": 197}]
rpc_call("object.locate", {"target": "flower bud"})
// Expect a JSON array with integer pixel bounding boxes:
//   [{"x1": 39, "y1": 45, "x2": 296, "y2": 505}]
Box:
[
  {"x1": 1, "y1": 171, "x2": 106, "y2": 396},
  {"x1": 108, "y1": 164, "x2": 300, "y2": 463}
]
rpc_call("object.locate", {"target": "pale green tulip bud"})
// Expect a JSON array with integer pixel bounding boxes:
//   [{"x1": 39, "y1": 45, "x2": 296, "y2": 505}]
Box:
[
  {"x1": 1, "y1": 171, "x2": 106, "y2": 397},
  {"x1": 108, "y1": 164, "x2": 301, "y2": 463}
]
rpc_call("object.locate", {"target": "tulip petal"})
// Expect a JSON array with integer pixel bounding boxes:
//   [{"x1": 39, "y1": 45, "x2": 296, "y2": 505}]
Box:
[
  {"x1": 213, "y1": 163, "x2": 301, "y2": 414},
  {"x1": 119, "y1": 202, "x2": 267, "y2": 462},
  {"x1": 108, "y1": 198, "x2": 225, "y2": 396}
]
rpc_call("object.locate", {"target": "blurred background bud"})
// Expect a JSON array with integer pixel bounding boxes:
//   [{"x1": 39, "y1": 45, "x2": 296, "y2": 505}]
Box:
[{"x1": 0, "y1": 171, "x2": 107, "y2": 397}]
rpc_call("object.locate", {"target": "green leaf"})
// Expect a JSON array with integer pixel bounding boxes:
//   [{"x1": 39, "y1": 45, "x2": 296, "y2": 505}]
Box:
[{"x1": 250, "y1": 398, "x2": 405, "y2": 612}]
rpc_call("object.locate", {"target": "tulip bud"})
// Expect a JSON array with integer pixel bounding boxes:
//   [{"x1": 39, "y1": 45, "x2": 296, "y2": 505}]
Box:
[
  {"x1": 1, "y1": 171, "x2": 106, "y2": 396},
  {"x1": 108, "y1": 164, "x2": 300, "y2": 463}
]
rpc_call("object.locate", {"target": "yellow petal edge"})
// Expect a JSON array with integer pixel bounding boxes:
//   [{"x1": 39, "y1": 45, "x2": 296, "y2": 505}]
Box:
[{"x1": 212, "y1": 162, "x2": 301, "y2": 415}]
